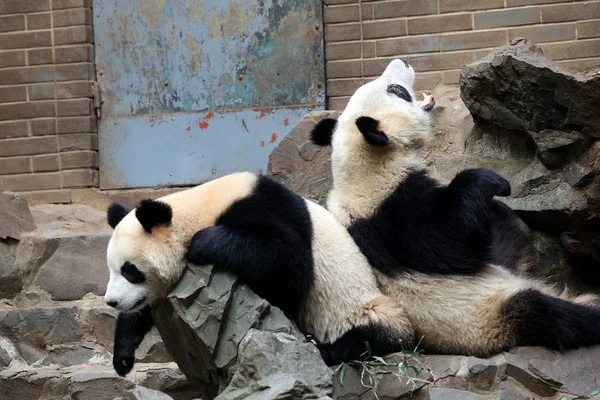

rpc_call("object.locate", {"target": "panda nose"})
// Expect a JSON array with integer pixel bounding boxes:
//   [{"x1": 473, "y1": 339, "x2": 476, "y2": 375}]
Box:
[{"x1": 106, "y1": 301, "x2": 118, "y2": 308}]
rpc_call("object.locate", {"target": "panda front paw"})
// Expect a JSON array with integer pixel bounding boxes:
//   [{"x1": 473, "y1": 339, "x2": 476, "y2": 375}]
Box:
[
  {"x1": 452, "y1": 168, "x2": 511, "y2": 199},
  {"x1": 186, "y1": 226, "x2": 220, "y2": 265},
  {"x1": 113, "y1": 343, "x2": 135, "y2": 376}
]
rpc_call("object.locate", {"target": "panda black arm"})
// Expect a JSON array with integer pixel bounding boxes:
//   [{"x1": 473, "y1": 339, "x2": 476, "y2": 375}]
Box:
[
  {"x1": 113, "y1": 305, "x2": 154, "y2": 376},
  {"x1": 186, "y1": 223, "x2": 313, "y2": 315}
]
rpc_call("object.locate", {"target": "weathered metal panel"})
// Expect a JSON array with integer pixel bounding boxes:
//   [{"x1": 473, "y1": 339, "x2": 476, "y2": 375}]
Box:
[
  {"x1": 93, "y1": 0, "x2": 324, "y2": 189},
  {"x1": 99, "y1": 108, "x2": 311, "y2": 189}
]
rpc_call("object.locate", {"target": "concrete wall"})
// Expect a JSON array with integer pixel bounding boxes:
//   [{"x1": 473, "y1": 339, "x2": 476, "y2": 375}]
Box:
[
  {"x1": 0, "y1": 0, "x2": 98, "y2": 204},
  {"x1": 324, "y1": 0, "x2": 600, "y2": 109}
]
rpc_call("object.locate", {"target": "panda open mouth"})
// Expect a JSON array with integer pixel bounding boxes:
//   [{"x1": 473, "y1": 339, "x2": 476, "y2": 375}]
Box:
[{"x1": 419, "y1": 93, "x2": 436, "y2": 112}]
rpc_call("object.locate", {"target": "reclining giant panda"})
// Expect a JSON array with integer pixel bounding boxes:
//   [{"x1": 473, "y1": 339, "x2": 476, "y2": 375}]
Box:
[
  {"x1": 103, "y1": 172, "x2": 414, "y2": 375},
  {"x1": 310, "y1": 58, "x2": 600, "y2": 356}
]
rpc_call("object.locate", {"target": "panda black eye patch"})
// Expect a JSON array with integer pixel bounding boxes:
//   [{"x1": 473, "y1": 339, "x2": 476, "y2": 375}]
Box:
[
  {"x1": 121, "y1": 262, "x2": 146, "y2": 284},
  {"x1": 387, "y1": 84, "x2": 412, "y2": 102}
]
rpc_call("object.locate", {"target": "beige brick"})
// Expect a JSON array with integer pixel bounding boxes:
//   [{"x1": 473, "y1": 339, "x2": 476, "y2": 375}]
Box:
[
  {"x1": 363, "y1": 57, "x2": 396, "y2": 76},
  {"x1": 475, "y1": 7, "x2": 540, "y2": 29},
  {"x1": 58, "y1": 133, "x2": 95, "y2": 151},
  {"x1": 2, "y1": 172, "x2": 62, "y2": 192},
  {"x1": 542, "y1": 38, "x2": 600, "y2": 60},
  {"x1": 363, "y1": 19, "x2": 407, "y2": 39},
  {"x1": 327, "y1": 60, "x2": 363, "y2": 78},
  {"x1": 475, "y1": 49, "x2": 493, "y2": 60},
  {"x1": 30, "y1": 119, "x2": 56, "y2": 135},
  {"x1": 408, "y1": 51, "x2": 476, "y2": 72},
  {"x1": 325, "y1": 0, "x2": 357, "y2": 4},
  {"x1": 55, "y1": 44, "x2": 92, "y2": 63},
  {"x1": 60, "y1": 151, "x2": 97, "y2": 169},
  {"x1": 27, "y1": 13, "x2": 52, "y2": 30},
  {"x1": 327, "y1": 78, "x2": 364, "y2": 96},
  {"x1": 440, "y1": 0, "x2": 503, "y2": 13},
  {"x1": 0, "y1": 157, "x2": 31, "y2": 175},
  {"x1": 57, "y1": 116, "x2": 95, "y2": 133},
  {"x1": 53, "y1": 8, "x2": 92, "y2": 27},
  {"x1": 32, "y1": 154, "x2": 59, "y2": 172},
  {"x1": 324, "y1": 5, "x2": 359, "y2": 23},
  {"x1": 325, "y1": 24, "x2": 360, "y2": 42},
  {"x1": 0, "y1": 31, "x2": 52, "y2": 50},
  {"x1": 28, "y1": 48, "x2": 53, "y2": 65},
  {"x1": 0, "y1": 101, "x2": 55, "y2": 121},
  {"x1": 542, "y1": 2, "x2": 600, "y2": 23},
  {"x1": 57, "y1": 98, "x2": 91, "y2": 117},
  {"x1": 0, "y1": 51, "x2": 26, "y2": 68},
  {"x1": 360, "y1": 3, "x2": 373, "y2": 20},
  {"x1": 328, "y1": 96, "x2": 350, "y2": 110},
  {"x1": 0, "y1": 15, "x2": 26, "y2": 33},
  {"x1": 374, "y1": 0, "x2": 437, "y2": 19},
  {"x1": 326, "y1": 42, "x2": 361, "y2": 60},
  {"x1": 408, "y1": 14, "x2": 472, "y2": 35},
  {"x1": 24, "y1": 190, "x2": 71, "y2": 205},
  {"x1": 507, "y1": 0, "x2": 564, "y2": 6},
  {"x1": 510, "y1": 23, "x2": 575, "y2": 43},
  {"x1": 442, "y1": 30, "x2": 507, "y2": 51},
  {"x1": 55, "y1": 63, "x2": 93, "y2": 81},
  {"x1": 578, "y1": 20, "x2": 600, "y2": 39},
  {"x1": 558, "y1": 57, "x2": 600, "y2": 73},
  {"x1": 62, "y1": 169, "x2": 98, "y2": 188},
  {"x1": 363, "y1": 41, "x2": 376, "y2": 58},
  {"x1": 442, "y1": 69, "x2": 461, "y2": 84},
  {"x1": 415, "y1": 72, "x2": 442, "y2": 91},
  {"x1": 29, "y1": 83, "x2": 55, "y2": 100},
  {"x1": 0, "y1": 121, "x2": 28, "y2": 139},
  {"x1": 56, "y1": 81, "x2": 91, "y2": 98},
  {"x1": 0, "y1": 86, "x2": 27, "y2": 103},
  {"x1": 0, "y1": 66, "x2": 54, "y2": 85},
  {"x1": 0, "y1": 136, "x2": 57, "y2": 157},
  {"x1": 52, "y1": 0, "x2": 91, "y2": 9},
  {"x1": 54, "y1": 26, "x2": 92, "y2": 45},
  {"x1": 0, "y1": 0, "x2": 50, "y2": 13},
  {"x1": 377, "y1": 35, "x2": 440, "y2": 56}
]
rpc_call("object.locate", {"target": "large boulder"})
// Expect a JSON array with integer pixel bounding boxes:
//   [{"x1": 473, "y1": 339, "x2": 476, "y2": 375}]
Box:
[{"x1": 151, "y1": 264, "x2": 329, "y2": 400}]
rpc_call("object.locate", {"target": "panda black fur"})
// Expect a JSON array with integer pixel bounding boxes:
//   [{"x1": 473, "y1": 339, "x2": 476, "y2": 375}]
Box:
[
  {"x1": 104, "y1": 172, "x2": 414, "y2": 376},
  {"x1": 310, "y1": 59, "x2": 600, "y2": 357}
]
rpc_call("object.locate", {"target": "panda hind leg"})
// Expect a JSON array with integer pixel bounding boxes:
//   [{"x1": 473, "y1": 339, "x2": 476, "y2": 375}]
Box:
[
  {"x1": 317, "y1": 296, "x2": 415, "y2": 366},
  {"x1": 504, "y1": 288, "x2": 600, "y2": 351}
]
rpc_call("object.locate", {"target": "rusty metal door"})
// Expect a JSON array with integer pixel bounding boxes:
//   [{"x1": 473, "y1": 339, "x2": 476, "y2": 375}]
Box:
[{"x1": 93, "y1": 0, "x2": 324, "y2": 190}]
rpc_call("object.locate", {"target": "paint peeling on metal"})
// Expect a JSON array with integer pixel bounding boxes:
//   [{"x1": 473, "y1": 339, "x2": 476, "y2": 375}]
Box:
[{"x1": 93, "y1": 0, "x2": 324, "y2": 189}]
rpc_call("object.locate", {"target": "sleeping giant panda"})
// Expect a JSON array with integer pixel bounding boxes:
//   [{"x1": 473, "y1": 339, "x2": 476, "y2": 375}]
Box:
[
  {"x1": 309, "y1": 58, "x2": 600, "y2": 356},
  {"x1": 104, "y1": 171, "x2": 414, "y2": 376}
]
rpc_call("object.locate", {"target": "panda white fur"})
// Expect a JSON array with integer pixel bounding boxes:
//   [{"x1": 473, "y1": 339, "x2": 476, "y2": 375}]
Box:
[
  {"x1": 309, "y1": 59, "x2": 600, "y2": 356},
  {"x1": 104, "y1": 171, "x2": 414, "y2": 376}
]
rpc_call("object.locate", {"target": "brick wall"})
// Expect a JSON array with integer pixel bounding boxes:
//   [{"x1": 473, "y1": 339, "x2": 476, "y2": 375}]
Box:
[
  {"x1": 0, "y1": 0, "x2": 97, "y2": 204},
  {"x1": 324, "y1": 0, "x2": 600, "y2": 110}
]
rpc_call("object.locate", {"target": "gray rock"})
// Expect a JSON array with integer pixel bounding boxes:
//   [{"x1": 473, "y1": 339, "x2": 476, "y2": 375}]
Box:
[
  {"x1": 117, "y1": 386, "x2": 174, "y2": 400},
  {"x1": 268, "y1": 111, "x2": 336, "y2": 206},
  {"x1": 529, "y1": 129, "x2": 585, "y2": 170},
  {"x1": 428, "y1": 388, "x2": 488, "y2": 400},
  {"x1": 0, "y1": 241, "x2": 22, "y2": 299},
  {"x1": 460, "y1": 40, "x2": 600, "y2": 138},
  {"x1": 0, "y1": 191, "x2": 35, "y2": 240},
  {"x1": 215, "y1": 330, "x2": 333, "y2": 400},
  {"x1": 32, "y1": 234, "x2": 110, "y2": 301},
  {"x1": 152, "y1": 265, "x2": 303, "y2": 399},
  {"x1": 69, "y1": 370, "x2": 135, "y2": 400}
]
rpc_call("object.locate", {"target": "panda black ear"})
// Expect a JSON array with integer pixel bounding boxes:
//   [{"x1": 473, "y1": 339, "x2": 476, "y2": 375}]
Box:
[
  {"x1": 107, "y1": 203, "x2": 131, "y2": 229},
  {"x1": 356, "y1": 116, "x2": 389, "y2": 147},
  {"x1": 310, "y1": 118, "x2": 337, "y2": 146},
  {"x1": 135, "y1": 199, "x2": 173, "y2": 233}
]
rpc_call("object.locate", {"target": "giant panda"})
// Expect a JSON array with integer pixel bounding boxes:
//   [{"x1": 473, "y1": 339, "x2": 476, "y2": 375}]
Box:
[
  {"x1": 309, "y1": 58, "x2": 600, "y2": 356},
  {"x1": 104, "y1": 171, "x2": 414, "y2": 376}
]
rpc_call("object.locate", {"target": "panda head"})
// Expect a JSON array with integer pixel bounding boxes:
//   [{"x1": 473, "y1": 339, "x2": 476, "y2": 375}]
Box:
[
  {"x1": 310, "y1": 59, "x2": 435, "y2": 153},
  {"x1": 104, "y1": 199, "x2": 185, "y2": 312}
]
